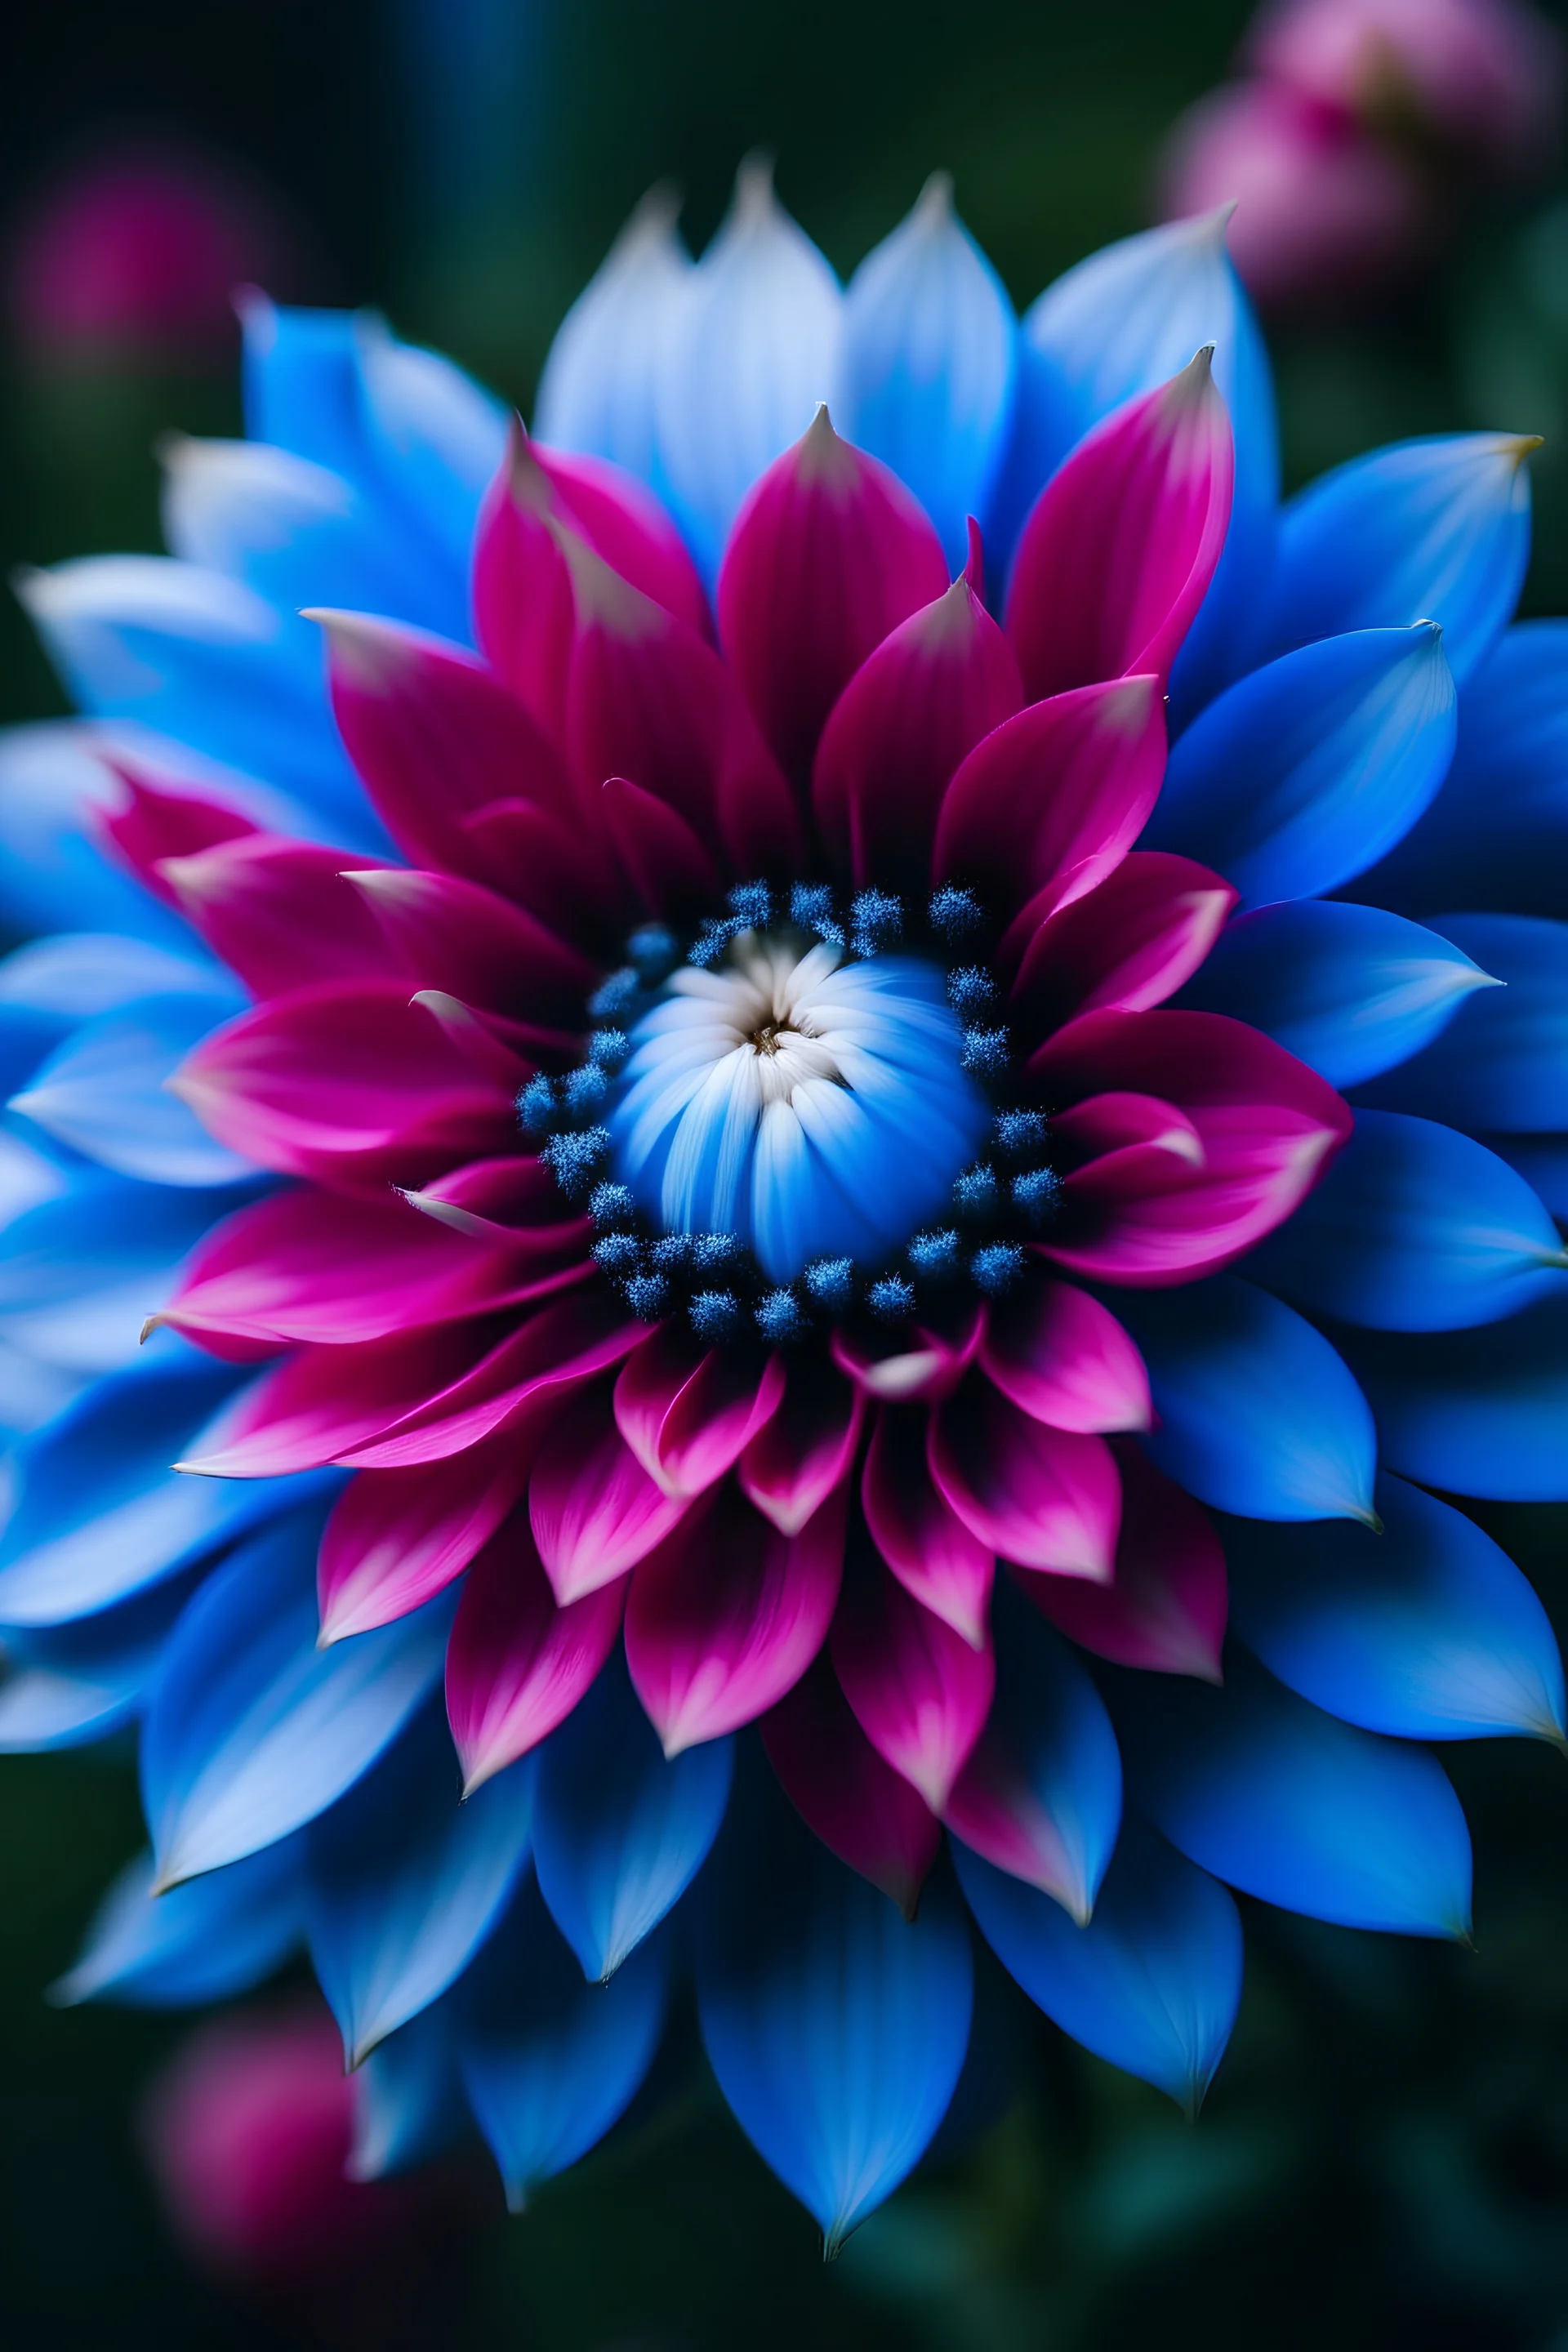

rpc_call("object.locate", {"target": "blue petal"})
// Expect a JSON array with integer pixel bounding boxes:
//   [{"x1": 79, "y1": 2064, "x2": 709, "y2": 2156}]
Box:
[
  {"x1": 1248, "y1": 1109, "x2": 1568, "y2": 1331},
  {"x1": 1111, "y1": 1277, "x2": 1378, "y2": 1523},
  {"x1": 0, "y1": 1561, "x2": 203, "y2": 1750},
  {"x1": 1110, "y1": 1647, "x2": 1473, "y2": 1938},
  {"x1": 1227, "y1": 1472, "x2": 1565, "y2": 1743},
  {"x1": 532, "y1": 1649, "x2": 732, "y2": 1983},
  {"x1": 839, "y1": 174, "x2": 1017, "y2": 573},
  {"x1": 241, "y1": 301, "x2": 369, "y2": 478},
  {"x1": 1356, "y1": 621, "x2": 1568, "y2": 917},
  {"x1": 352, "y1": 2002, "x2": 472, "y2": 2180},
  {"x1": 654, "y1": 159, "x2": 842, "y2": 585},
  {"x1": 0, "y1": 1343, "x2": 321, "y2": 1624},
  {"x1": 695, "y1": 1761, "x2": 972, "y2": 2253},
  {"x1": 1260, "y1": 434, "x2": 1535, "y2": 685},
  {"x1": 996, "y1": 207, "x2": 1279, "y2": 710},
  {"x1": 1146, "y1": 625, "x2": 1457, "y2": 908},
  {"x1": 13, "y1": 988, "x2": 253, "y2": 1187},
  {"x1": 1486, "y1": 1133, "x2": 1568, "y2": 1218},
  {"x1": 455, "y1": 1870, "x2": 667, "y2": 2210},
  {"x1": 534, "y1": 188, "x2": 694, "y2": 494},
  {"x1": 964, "y1": 1584, "x2": 1123, "y2": 1923},
  {"x1": 1177, "y1": 900, "x2": 1497, "y2": 1089},
  {"x1": 955, "y1": 1815, "x2": 1241, "y2": 2111},
  {"x1": 306, "y1": 1699, "x2": 535, "y2": 2065},
  {"x1": 1357, "y1": 915, "x2": 1568, "y2": 1134},
  {"x1": 0, "y1": 726, "x2": 194, "y2": 945},
  {"x1": 52, "y1": 1838, "x2": 305, "y2": 2007},
  {"x1": 351, "y1": 318, "x2": 506, "y2": 594},
  {"x1": 141, "y1": 1502, "x2": 453, "y2": 1888},
  {"x1": 1334, "y1": 1303, "x2": 1568, "y2": 1500}
]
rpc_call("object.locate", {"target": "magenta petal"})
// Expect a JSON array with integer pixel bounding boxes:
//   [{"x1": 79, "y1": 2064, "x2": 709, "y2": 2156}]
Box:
[
  {"x1": 1005, "y1": 348, "x2": 1234, "y2": 701},
  {"x1": 599, "y1": 774, "x2": 723, "y2": 916},
  {"x1": 454, "y1": 791, "x2": 623, "y2": 943},
  {"x1": 1048, "y1": 1089, "x2": 1206, "y2": 1167},
  {"x1": 813, "y1": 564, "x2": 1023, "y2": 885},
  {"x1": 980, "y1": 1275, "x2": 1152, "y2": 1435},
  {"x1": 929, "y1": 1385, "x2": 1122, "y2": 1580},
  {"x1": 716, "y1": 405, "x2": 949, "y2": 782},
  {"x1": 171, "y1": 981, "x2": 522, "y2": 1187},
  {"x1": 1009, "y1": 851, "x2": 1236, "y2": 1037},
  {"x1": 738, "y1": 1359, "x2": 865, "y2": 1538},
  {"x1": 932, "y1": 677, "x2": 1168, "y2": 944},
  {"x1": 318, "y1": 1437, "x2": 531, "y2": 1643},
  {"x1": 158, "y1": 833, "x2": 399, "y2": 999},
  {"x1": 533, "y1": 443, "x2": 710, "y2": 637},
  {"x1": 614, "y1": 1324, "x2": 786, "y2": 1499},
  {"x1": 564, "y1": 540, "x2": 801, "y2": 874},
  {"x1": 862, "y1": 1404, "x2": 995, "y2": 1649},
  {"x1": 830, "y1": 1556, "x2": 995, "y2": 1811},
  {"x1": 1015, "y1": 1445, "x2": 1227, "y2": 1681},
  {"x1": 530, "y1": 1385, "x2": 693, "y2": 1604},
  {"x1": 625, "y1": 1481, "x2": 845, "y2": 1756},
  {"x1": 831, "y1": 1303, "x2": 985, "y2": 1405},
  {"x1": 446, "y1": 1509, "x2": 626, "y2": 1793},
  {"x1": 100, "y1": 765, "x2": 256, "y2": 904},
  {"x1": 760, "y1": 1651, "x2": 942, "y2": 1918},
  {"x1": 342, "y1": 865, "x2": 595, "y2": 1023}
]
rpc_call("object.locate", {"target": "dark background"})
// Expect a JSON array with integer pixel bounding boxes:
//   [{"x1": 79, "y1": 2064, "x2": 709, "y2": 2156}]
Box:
[{"x1": 2, "y1": 5, "x2": 1568, "y2": 2346}]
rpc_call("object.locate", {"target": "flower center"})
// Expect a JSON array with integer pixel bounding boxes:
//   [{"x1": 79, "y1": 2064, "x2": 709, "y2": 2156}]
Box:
[{"x1": 608, "y1": 929, "x2": 989, "y2": 1283}]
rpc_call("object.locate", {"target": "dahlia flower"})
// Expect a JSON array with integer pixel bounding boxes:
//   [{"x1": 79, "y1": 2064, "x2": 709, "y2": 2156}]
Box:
[{"x1": 3, "y1": 172, "x2": 1566, "y2": 2247}]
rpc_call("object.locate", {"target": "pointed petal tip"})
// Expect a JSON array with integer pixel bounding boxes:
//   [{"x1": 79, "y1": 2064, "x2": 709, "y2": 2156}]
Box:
[
  {"x1": 915, "y1": 168, "x2": 956, "y2": 223},
  {"x1": 733, "y1": 149, "x2": 778, "y2": 225}
]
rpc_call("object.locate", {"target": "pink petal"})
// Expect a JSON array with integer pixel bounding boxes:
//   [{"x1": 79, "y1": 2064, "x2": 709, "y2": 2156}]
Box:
[
  {"x1": 401, "y1": 1154, "x2": 581, "y2": 1239},
  {"x1": 341, "y1": 866, "x2": 595, "y2": 1023},
  {"x1": 599, "y1": 774, "x2": 723, "y2": 917},
  {"x1": 931, "y1": 676, "x2": 1167, "y2": 947},
  {"x1": 614, "y1": 1323, "x2": 786, "y2": 1499},
  {"x1": 625, "y1": 1481, "x2": 845, "y2": 1756},
  {"x1": 830, "y1": 1556, "x2": 995, "y2": 1812},
  {"x1": 716, "y1": 405, "x2": 949, "y2": 782},
  {"x1": 738, "y1": 1358, "x2": 866, "y2": 1537},
  {"x1": 446, "y1": 1509, "x2": 626, "y2": 1793},
  {"x1": 979, "y1": 1274, "x2": 1152, "y2": 1435},
  {"x1": 1005, "y1": 348, "x2": 1234, "y2": 700},
  {"x1": 157, "y1": 833, "x2": 399, "y2": 999},
  {"x1": 317, "y1": 1436, "x2": 532, "y2": 1643},
  {"x1": 861, "y1": 1404, "x2": 994, "y2": 1650},
  {"x1": 1048, "y1": 1089, "x2": 1207, "y2": 1167},
  {"x1": 942, "y1": 1704, "x2": 1098, "y2": 1919},
  {"x1": 929, "y1": 1386, "x2": 1122, "y2": 1580},
  {"x1": 760, "y1": 1651, "x2": 941, "y2": 1918},
  {"x1": 563, "y1": 537, "x2": 801, "y2": 875},
  {"x1": 170, "y1": 981, "x2": 521, "y2": 1187},
  {"x1": 453, "y1": 792, "x2": 624, "y2": 945},
  {"x1": 157, "y1": 1184, "x2": 588, "y2": 1348},
  {"x1": 530, "y1": 1383, "x2": 693, "y2": 1605},
  {"x1": 813, "y1": 549, "x2": 1022, "y2": 885},
  {"x1": 830, "y1": 1301, "x2": 985, "y2": 1405},
  {"x1": 1009, "y1": 851, "x2": 1236, "y2": 1039},
  {"x1": 534, "y1": 441, "x2": 710, "y2": 638},
  {"x1": 1015, "y1": 1443, "x2": 1227, "y2": 1681},
  {"x1": 99, "y1": 764, "x2": 256, "y2": 906}
]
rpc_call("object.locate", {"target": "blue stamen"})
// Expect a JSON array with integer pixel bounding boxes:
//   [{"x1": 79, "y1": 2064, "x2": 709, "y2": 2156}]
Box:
[
  {"x1": 907, "y1": 1228, "x2": 960, "y2": 1279},
  {"x1": 960, "y1": 1024, "x2": 1011, "y2": 1078},
  {"x1": 790, "y1": 881, "x2": 844, "y2": 945},
  {"x1": 564, "y1": 1063, "x2": 610, "y2": 1116},
  {"x1": 804, "y1": 1256, "x2": 856, "y2": 1314},
  {"x1": 994, "y1": 1108, "x2": 1048, "y2": 1162},
  {"x1": 970, "y1": 1241, "x2": 1026, "y2": 1296},
  {"x1": 929, "y1": 884, "x2": 984, "y2": 943},
  {"x1": 627, "y1": 924, "x2": 679, "y2": 981},
  {"x1": 728, "y1": 880, "x2": 773, "y2": 930},
  {"x1": 588, "y1": 1027, "x2": 630, "y2": 1073},
  {"x1": 688, "y1": 916, "x2": 740, "y2": 969},
  {"x1": 588, "y1": 966, "x2": 640, "y2": 1021},
  {"x1": 755, "y1": 1288, "x2": 808, "y2": 1344},
  {"x1": 849, "y1": 888, "x2": 903, "y2": 957},
  {"x1": 952, "y1": 1163, "x2": 1000, "y2": 1218},
  {"x1": 518, "y1": 1073, "x2": 558, "y2": 1134},
  {"x1": 588, "y1": 1181, "x2": 636, "y2": 1228},
  {"x1": 625, "y1": 1272, "x2": 671, "y2": 1321},
  {"x1": 1012, "y1": 1167, "x2": 1062, "y2": 1229},
  {"x1": 947, "y1": 965, "x2": 995, "y2": 1016},
  {"x1": 868, "y1": 1274, "x2": 916, "y2": 1322},
  {"x1": 541, "y1": 1126, "x2": 610, "y2": 1196},
  {"x1": 651, "y1": 1233, "x2": 693, "y2": 1271},
  {"x1": 591, "y1": 1231, "x2": 642, "y2": 1278},
  {"x1": 689, "y1": 1289, "x2": 742, "y2": 1344},
  {"x1": 692, "y1": 1232, "x2": 742, "y2": 1273}
]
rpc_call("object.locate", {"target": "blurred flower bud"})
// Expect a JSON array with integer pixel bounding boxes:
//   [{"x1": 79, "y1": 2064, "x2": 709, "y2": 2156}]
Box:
[
  {"x1": 1247, "y1": 0, "x2": 1564, "y2": 176},
  {"x1": 1158, "y1": 82, "x2": 1431, "y2": 306},
  {"x1": 9, "y1": 147, "x2": 293, "y2": 371}
]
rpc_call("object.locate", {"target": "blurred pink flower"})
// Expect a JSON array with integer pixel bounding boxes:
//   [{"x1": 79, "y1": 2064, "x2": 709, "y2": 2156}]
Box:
[
  {"x1": 1248, "y1": 0, "x2": 1564, "y2": 174},
  {"x1": 1158, "y1": 82, "x2": 1431, "y2": 305},
  {"x1": 9, "y1": 149, "x2": 292, "y2": 368}
]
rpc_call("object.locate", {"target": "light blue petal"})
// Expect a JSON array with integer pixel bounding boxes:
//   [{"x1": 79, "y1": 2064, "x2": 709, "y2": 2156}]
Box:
[
  {"x1": 996, "y1": 207, "x2": 1279, "y2": 712},
  {"x1": 1248, "y1": 1109, "x2": 1568, "y2": 1331},
  {"x1": 1177, "y1": 900, "x2": 1498, "y2": 1089},
  {"x1": 1146, "y1": 625, "x2": 1457, "y2": 908},
  {"x1": 0, "y1": 1561, "x2": 203, "y2": 1750},
  {"x1": 655, "y1": 159, "x2": 842, "y2": 586},
  {"x1": 0, "y1": 725, "x2": 194, "y2": 945},
  {"x1": 241, "y1": 300, "x2": 368, "y2": 478},
  {"x1": 1334, "y1": 1303, "x2": 1568, "y2": 1500},
  {"x1": 1111, "y1": 1648, "x2": 1473, "y2": 1938},
  {"x1": 1357, "y1": 621, "x2": 1568, "y2": 917},
  {"x1": 695, "y1": 1763, "x2": 972, "y2": 2254},
  {"x1": 1261, "y1": 434, "x2": 1535, "y2": 685},
  {"x1": 352, "y1": 2002, "x2": 472, "y2": 2180},
  {"x1": 839, "y1": 174, "x2": 1016, "y2": 572},
  {"x1": 141, "y1": 1502, "x2": 454, "y2": 1888},
  {"x1": 1227, "y1": 1472, "x2": 1565, "y2": 1743},
  {"x1": 306, "y1": 1700, "x2": 534, "y2": 2065},
  {"x1": 532, "y1": 1650, "x2": 732, "y2": 1984},
  {"x1": 955, "y1": 1814, "x2": 1241, "y2": 2111},
  {"x1": 455, "y1": 1870, "x2": 667, "y2": 2211},
  {"x1": 1358, "y1": 915, "x2": 1568, "y2": 1133},
  {"x1": 0, "y1": 931, "x2": 225, "y2": 1020},
  {"x1": 51, "y1": 1838, "x2": 305, "y2": 2007},
  {"x1": 352, "y1": 317, "x2": 507, "y2": 591},
  {"x1": 534, "y1": 188, "x2": 694, "y2": 493},
  {"x1": 1111, "y1": 1278, "x2": 1378, "y2": 1523},
  {"x1": 12, "y1": 987, "x2": 253, "y2": 1187}
]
